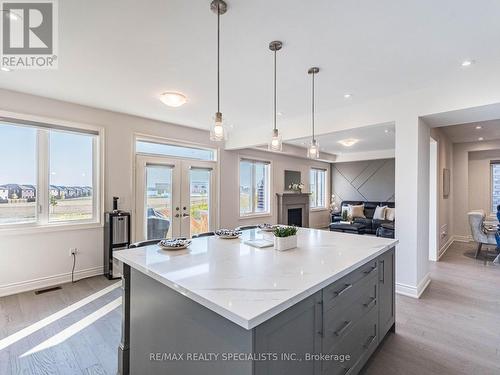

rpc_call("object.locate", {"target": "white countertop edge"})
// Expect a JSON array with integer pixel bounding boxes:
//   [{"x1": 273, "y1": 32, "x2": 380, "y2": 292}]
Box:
[{"x1": 115, "y1": 239, "x2": 398, "y2": 330}]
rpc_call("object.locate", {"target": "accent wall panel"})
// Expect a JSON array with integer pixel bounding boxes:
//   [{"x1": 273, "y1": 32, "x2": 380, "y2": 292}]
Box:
[{"x1": 332, "y1": 158, "x2": 395, "y2": 205}]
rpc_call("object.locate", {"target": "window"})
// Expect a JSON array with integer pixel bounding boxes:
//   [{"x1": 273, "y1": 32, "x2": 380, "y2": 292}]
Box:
[
  {"x1": 239, "y1": 159, "x2": 270, "y2": 216},
  {"x1": 136, "y1": 140, "x2": 216, "y2": 161},
  {"x1": 310, "y1": 168, "x2": 326, "y2": 209},
  {"x1": 0, "y1": 119, "x2": 99, "y2": 227},
  {"x1": 491, "y1": 161, "x2": 500, "y2": 213}
]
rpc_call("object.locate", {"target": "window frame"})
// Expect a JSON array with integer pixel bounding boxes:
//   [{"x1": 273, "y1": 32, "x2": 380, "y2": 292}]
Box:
[
  {"x1": 0, "y1": 111, "x2": 103, "y2": 232},
  {"x1": 309, "y1": 168, "x2": 327, "y2": 210},
  {"x1": 238, "y1": 156, "x2": 272, "y2": 218},
  {"x1": 490, "y1": 160, "x2": 500, "y2": 215}
]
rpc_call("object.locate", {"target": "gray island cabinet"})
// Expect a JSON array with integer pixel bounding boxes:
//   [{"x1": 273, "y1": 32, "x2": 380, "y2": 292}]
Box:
[{"x1": 114, "y1": 228, "x2": 397, "y2": 375}]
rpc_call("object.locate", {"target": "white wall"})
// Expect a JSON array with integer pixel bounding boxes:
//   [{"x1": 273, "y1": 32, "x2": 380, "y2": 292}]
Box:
[
  {"x1": 0, "y1": 88, "x2": 330, "y2": 296},
  {"x1": 430, "y1": 127, "x2": 454, "y2": 256},
  {"x1": 219, "y1": 148, "x2": 331, "y2": 229},
  {"x1": 452, "y1": 140, "x2": 500, "y2": 240}
]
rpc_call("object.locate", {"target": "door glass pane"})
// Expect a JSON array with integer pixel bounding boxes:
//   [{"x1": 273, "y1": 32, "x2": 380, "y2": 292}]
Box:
[
  {"x1": 146, "y1": 165, "x2": 172, "y2": 239},
  {"x1": 0, "y1": 123, "x2": 37, "y2": 224},
  {"x1": 49, "y1": 130, "x2": 94, "y2": 222},
  {"x1": 254, "y1": 162, "x2": 269, "y2": 213},
  {"x1": 240, "y1": 160, "x2": 253, "y2": 215},
  {"x1": 190, "y1": 168, "x2": 210, "y2": 235}
]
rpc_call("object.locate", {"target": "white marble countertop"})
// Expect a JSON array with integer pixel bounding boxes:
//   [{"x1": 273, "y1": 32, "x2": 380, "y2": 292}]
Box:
[{"x1": 114, "y1": 228, "x2": 398, "y2": 330}]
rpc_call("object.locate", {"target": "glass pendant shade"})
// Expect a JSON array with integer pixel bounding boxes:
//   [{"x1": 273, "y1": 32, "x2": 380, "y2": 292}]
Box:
[
  {"x1": 269, "y1": 128, "x2": 282, "y2": 151},
  {"x1": 307, "y1": 140, "x2": 320, "y2": 159},
  {"x1": 210, "y1": 111, "x2": 226, "y2": 141}
]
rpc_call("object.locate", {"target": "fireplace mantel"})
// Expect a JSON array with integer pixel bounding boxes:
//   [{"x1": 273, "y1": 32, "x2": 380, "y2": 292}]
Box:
[{"x1": 276, "y1": 192, "x2": 311, "y2": 227}]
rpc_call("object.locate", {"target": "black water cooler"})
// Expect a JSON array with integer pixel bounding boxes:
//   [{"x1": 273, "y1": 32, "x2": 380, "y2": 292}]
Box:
[{"x1": 104, "y1": 197, "x2": 131, "y2": 279}]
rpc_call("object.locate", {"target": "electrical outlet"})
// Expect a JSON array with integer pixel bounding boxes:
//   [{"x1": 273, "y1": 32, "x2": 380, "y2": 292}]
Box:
[{"x1": 69, "y1": 248, "x2": 78, "y2": 256}]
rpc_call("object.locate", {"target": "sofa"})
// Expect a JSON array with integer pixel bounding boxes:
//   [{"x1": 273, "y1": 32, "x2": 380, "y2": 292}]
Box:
[{"x1": 330, "y1": 201, "x2": 395, "y2": 235}]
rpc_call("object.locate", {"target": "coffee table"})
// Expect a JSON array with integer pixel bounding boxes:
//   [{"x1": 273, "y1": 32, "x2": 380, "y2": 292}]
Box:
[{"x1": 329, "y1": 222, "x2": 366, "y2": 235}]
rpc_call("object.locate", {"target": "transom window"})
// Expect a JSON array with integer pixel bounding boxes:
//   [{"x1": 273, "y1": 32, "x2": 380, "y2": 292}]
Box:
[
  {"x1": 310, "y1": 168, "x2": 326, "y2": 209},
  {"x1": 136, "y1": 140, "x2": 216, "y2": 161},
  {"x1": 0, "y1": 119, "x2": 100, "y2": 226},
  {"x1": 239, "y1": 159, "x2": 270, "y2": 216}
]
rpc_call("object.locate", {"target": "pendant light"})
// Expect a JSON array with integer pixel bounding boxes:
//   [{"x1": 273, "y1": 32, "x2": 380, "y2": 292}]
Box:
[
  {"x1": 307, "y1": 67, "x2": 320, "y2": 159},
  {"x1": 210, "y1": 0, "x2": 227, "y2": 141},
  {"x1": 269, "y1": 40, "x2": 283, "y2": 151}
]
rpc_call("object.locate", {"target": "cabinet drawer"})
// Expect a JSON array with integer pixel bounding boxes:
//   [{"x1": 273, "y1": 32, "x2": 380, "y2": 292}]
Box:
[
  {"x1": 323, "y1": 260, "x2": 378, "y2": 312},
  {"x1": 322, "y1": 272, "x2": 377, "y2": 353},
  {"x1": 322, "y1": 307, "x2": 378, "y2": 375}
]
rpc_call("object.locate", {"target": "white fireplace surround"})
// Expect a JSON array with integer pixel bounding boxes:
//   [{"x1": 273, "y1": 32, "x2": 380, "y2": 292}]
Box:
[{"x1": 276, "y1": 193, "x2": 310, "y2": 227}]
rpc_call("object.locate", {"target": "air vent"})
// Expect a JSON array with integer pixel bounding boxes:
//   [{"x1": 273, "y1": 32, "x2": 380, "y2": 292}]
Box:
[{"x1": 35, "y1": 286, "x2": 62, "y2": 295}]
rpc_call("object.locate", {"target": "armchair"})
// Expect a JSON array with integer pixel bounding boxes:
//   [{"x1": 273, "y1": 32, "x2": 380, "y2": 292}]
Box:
[
  {"x1": 467, "y1": 210, "x2": 497, "y2": 258},
  {"x1": 147, "y1": 208, "x2": 171, "y2": 240}
]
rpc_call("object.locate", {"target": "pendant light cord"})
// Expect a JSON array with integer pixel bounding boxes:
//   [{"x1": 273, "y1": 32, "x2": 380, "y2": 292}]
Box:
[
  {"x1": 217, "y1": 1, "x2": 220, "y2": 113},
  {"x1": 273, "y1": 49, "x2": 277, "y2": 132},
  {"x1": 312, "y1": 71, "x2": 315, "y2": 142}
]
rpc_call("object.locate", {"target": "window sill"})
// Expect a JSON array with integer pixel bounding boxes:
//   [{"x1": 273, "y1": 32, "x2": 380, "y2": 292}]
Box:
[
  {"x1": 239, "y1": 213, "x2": 272, "y2": 220},
  {"x1": 310, "y1": 207, "x2": 329, "y2": 212},
  {"x1": 0, "y1": 221, "x2": 103, "y2": 236}
]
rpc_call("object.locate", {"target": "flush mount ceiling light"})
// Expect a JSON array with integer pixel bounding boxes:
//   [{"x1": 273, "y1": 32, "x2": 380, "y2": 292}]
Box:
[
  {"x1": 210, "y1": 0, "x2": 228, "y2": 142},
  {"x1": 478, "y1": 137, "x2": 484, "y2": 141},
  {"x1": 307, "y1": 67, "x2": 320, "y2": 159},
  {"x1": 343, "y1": 93, "x2": 352, "y2": 99},
  {"x1": 269, "y1": 40, "x2": 283, "y2": 151},
  {"x1": 461, "y1": 59, "x2": 475, "y2": 67},
  {"x1": 159, "y1": 92, "x2": 187, "y2": 107},
  {"x1": 338, "y1": 138, "x2": 359, "y2": 147},
  {"x1": 475, "y1": 125, "x2": 482, "y2": 129}
]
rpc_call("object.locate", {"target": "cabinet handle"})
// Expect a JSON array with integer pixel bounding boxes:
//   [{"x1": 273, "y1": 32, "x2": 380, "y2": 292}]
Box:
[
  {"x1": 363, "y1": 297, "x2": 377, "y2": 309},
  {"x1": 317, "y1": 300, "x2": 323, "y2": 337},
  {"x1": 380, "y1": 260, "x2": 385, "y2": 283},
  {"x1": 340, "y1": 366, "x2": 351, "y2": 375},
  {"x1": 363, "y1": 335, "x2": 376, "y2": 349},
  {"x1": 363, "y1": 265, "x2": 377, "y2": 276},
  {"x1": 334, "y1": 320, "x2": 352, "y2": 337},
  {"x1": 333, "y1": 283, "x2": 352, "y2": 297}
]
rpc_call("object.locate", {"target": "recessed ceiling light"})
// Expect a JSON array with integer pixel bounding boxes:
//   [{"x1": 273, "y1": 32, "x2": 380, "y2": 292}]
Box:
[
  {"x1": 461, "y1": 59, "x2": 474, "y2": 67},
  {"x1": 1, "y1": 67, "x2": 11, "y2": 72},
  {"x1": 159, "y1": 92, "x2": 187, "y2": 107},
  {"x1": 475, "y1": 125, "x2": 482, "y2": 129},
  {"x1": 478, "y1": 137, "x2": 484, "y2": 141},
  {"x1": 343, "y1": 93, "x2": 352, "y2": 99},
  {"x1": 338, "y1": 138, "x2": 359, "y2": 147},
  {"x1": 277, "y1": 112, "x2": 283, "y2": 116}
]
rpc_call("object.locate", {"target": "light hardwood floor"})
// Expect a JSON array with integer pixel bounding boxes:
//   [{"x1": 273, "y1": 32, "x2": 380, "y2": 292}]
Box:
[{"x1": 0, "y1": 241, "x2": 499, "y2": 375}]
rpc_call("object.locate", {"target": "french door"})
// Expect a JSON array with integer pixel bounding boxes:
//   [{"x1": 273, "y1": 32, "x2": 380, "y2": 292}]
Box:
[{"x1": 135, "y1": 155, "x2": 216, "y2": 240}]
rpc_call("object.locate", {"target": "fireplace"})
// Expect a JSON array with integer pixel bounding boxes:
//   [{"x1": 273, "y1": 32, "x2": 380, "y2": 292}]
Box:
[
  {"x1": 276, "y1": 193, "x2": 310, "y2": 227},
  {"x1": 287, "y1": 208, "x2": 302, "y2": 227}
]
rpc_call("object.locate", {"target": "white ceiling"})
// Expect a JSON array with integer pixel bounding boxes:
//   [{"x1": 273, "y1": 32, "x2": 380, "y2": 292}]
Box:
[
  {"x1": 439, "y1": 119, "x2": 500, "y2": 144},
  {"x1": 286, "y1": 123, "x2": 395, "y2": 155},
  {"x1": 1, "y1": 0, "x2": 500, "y2": 140}
]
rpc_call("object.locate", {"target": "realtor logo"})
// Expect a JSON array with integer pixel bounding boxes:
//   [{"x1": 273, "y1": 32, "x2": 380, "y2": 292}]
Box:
[{"x1": 1, "y1": 0, "x2": 58, "y2": 69}]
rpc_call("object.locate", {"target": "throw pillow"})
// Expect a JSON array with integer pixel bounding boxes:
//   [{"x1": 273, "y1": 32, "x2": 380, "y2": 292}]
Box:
[
  {"x1": 373, "y1": 205, "x2": 387, "y2": 220},
  {"x1": 385, "y1": 207, "x2": 395, "y2": 221},
  {"x1": 349, "y1": 204, "x2": 365, "y2": 219}
]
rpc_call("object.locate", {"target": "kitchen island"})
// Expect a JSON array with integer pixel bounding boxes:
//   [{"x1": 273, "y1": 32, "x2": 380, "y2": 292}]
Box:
[{"x1": 114, "y1": 228, "x2": 398, "y2": 375}]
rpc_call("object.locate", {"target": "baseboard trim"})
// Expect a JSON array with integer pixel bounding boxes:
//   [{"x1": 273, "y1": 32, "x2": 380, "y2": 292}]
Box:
[
  {"x1": 438, "y1": 237, "x2": 454, "y2": 260},
  {"x1": 453, "y1": 234, "x2": 472, "y2": 243},
  {"x1": 0, "y1": 266, "x2": 104, "y2": 297},
  {"x1": 396, "y1": 272, "x2": 431, "y2": 299}
]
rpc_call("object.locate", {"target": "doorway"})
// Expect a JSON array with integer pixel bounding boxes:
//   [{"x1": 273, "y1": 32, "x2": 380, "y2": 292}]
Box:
[{"x1": 135, "y1": 155, "x2": 217, "y2": 240}]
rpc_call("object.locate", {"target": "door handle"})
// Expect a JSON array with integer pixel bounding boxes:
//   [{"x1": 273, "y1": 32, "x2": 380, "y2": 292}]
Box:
[
  {"x1": 182, "y1": 213, "x2": 190, "y2": 217},
  {"x1": 175, "y1": 213, "x2": 180, "y2": 218}
]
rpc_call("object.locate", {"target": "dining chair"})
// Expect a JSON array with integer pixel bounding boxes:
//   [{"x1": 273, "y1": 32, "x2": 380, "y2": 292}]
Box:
[
  {"x1": 467, "y1": 210, "x2": 497, "y2": 258},
  {"x1": 235, "y1": 225, "x2": 259, "y2": 231}
]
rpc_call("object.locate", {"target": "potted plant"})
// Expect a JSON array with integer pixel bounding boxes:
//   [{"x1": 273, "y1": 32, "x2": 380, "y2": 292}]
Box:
[
  {"x1": 273, "y1": 226, "x2": 298, "y2": 251},
  {"x1": 288, "y1": 182, "x2": 304, "y2": 193}
]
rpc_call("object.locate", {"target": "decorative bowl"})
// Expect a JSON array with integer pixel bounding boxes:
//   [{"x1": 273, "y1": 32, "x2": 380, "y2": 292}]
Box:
[
  {"x1": 158, "y1": 238, "x2": 192, "y2": 250},
  {"x1": 215, "y1": 229, "x2": 242, "y2": 239}
]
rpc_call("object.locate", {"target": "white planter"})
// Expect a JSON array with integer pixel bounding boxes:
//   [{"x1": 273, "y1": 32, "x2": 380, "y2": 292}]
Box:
[{"x1": 274, "y1": 235, "x2": 297, "y2": 251}]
